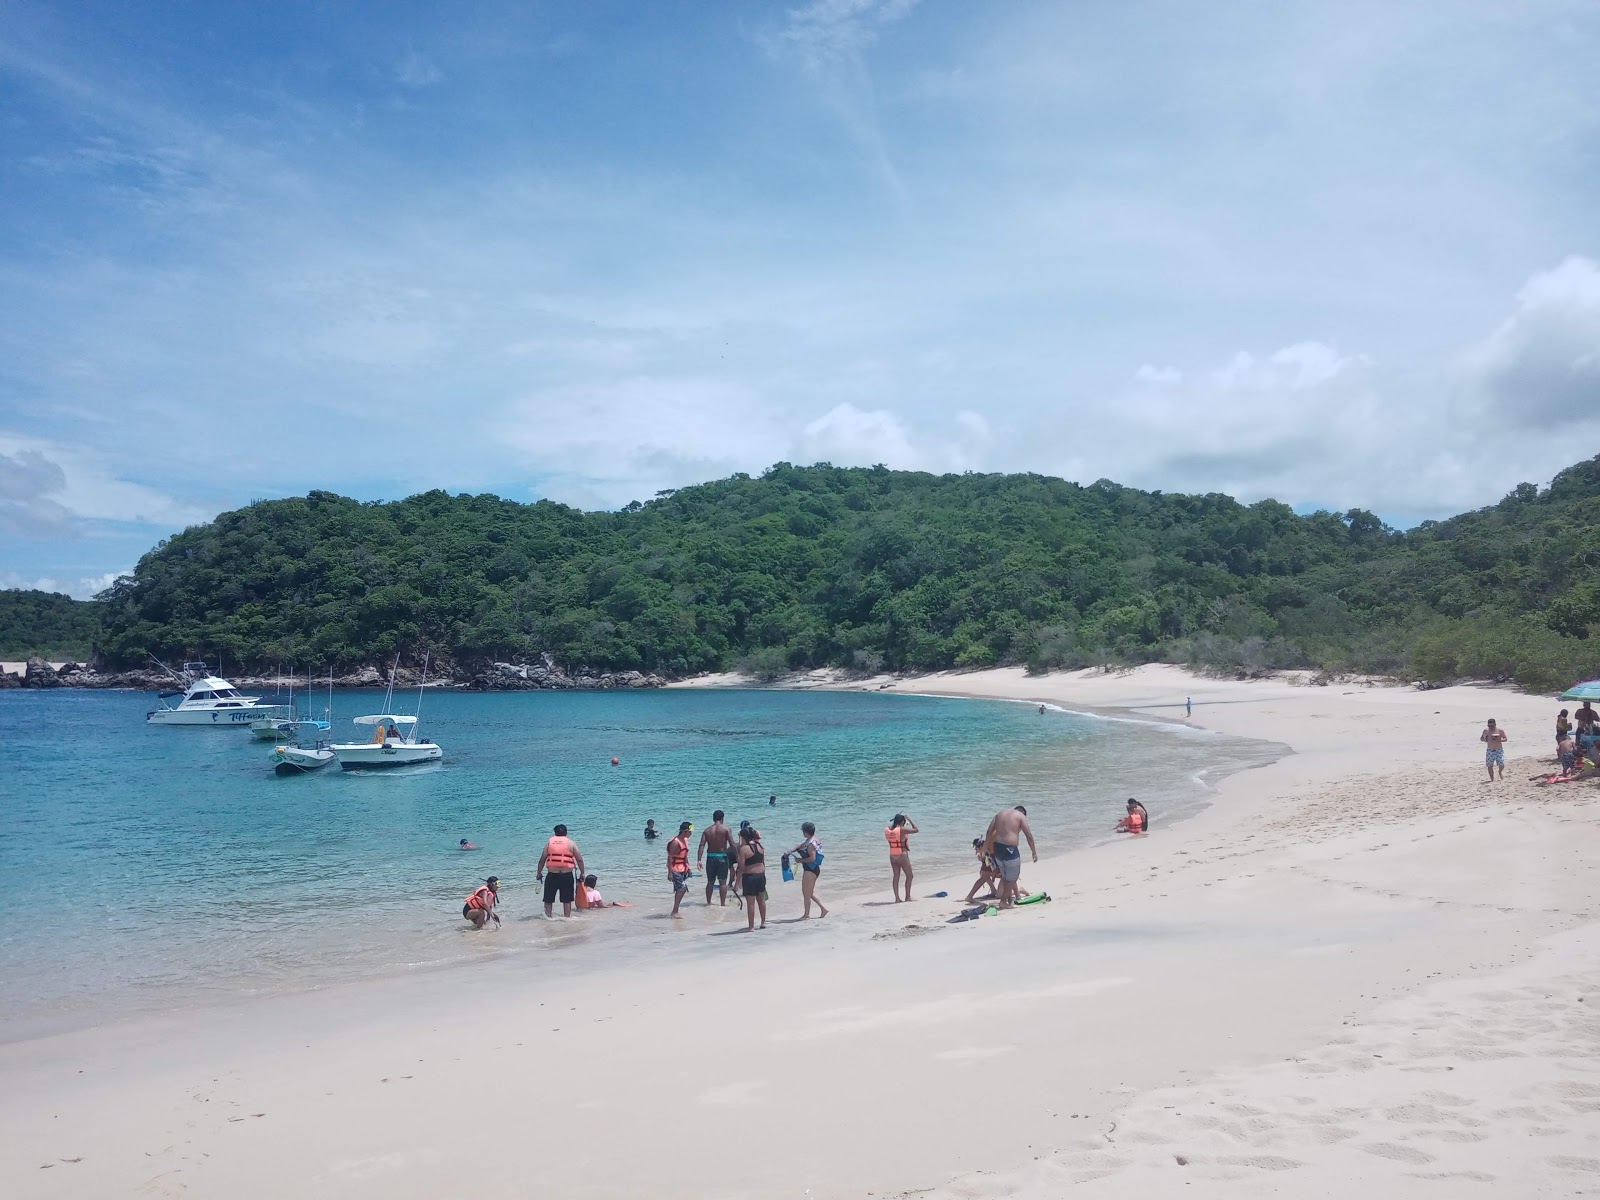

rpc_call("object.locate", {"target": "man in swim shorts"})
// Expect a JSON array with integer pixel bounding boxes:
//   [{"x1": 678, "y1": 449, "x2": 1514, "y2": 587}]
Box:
[
  {"x1": 984, "y1": 805, "x2": 1038, "y2": 909},
  {"x1": 668, "y1": 821, "x2": 693, "y2": 918},
  {"x1": 537, "y1": 824, "x2": 586, "y2": 918},
  {"x1": 1480, "y1": 718, "x2": 1509, "y2": 782},
  {"x1": 698, "y1": 810, "x2": 735, "y2": 906}
]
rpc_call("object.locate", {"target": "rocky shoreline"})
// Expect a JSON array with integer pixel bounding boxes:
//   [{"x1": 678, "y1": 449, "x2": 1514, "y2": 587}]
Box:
[{"x1": 0, "y1": 656, "x2": 668, "y2": 692}]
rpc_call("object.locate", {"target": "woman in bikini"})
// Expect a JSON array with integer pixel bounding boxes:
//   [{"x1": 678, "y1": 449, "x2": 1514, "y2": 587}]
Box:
[{"x1": 735, "y1": 825, "x2": 768, "y2": 931}]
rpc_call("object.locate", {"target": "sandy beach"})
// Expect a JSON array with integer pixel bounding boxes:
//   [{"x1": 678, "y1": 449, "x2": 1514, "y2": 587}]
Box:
[{"x1": 3, "y1": 665, "x2": 1596, "y2": 1198}]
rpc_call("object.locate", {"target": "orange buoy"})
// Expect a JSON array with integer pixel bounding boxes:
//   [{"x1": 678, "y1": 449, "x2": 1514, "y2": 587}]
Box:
[{"x1": 611, "y1": 756, "x2": 619, "y2": 766}]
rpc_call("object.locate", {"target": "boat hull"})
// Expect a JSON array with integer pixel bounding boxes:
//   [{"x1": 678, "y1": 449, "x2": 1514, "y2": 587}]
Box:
[
  {"x1": 149, "y1": 706, "x2": 289, "y2": 727},
  {"x1": 331, "y1": 743, "x2": 443, "y2": 769},
  {"x1": 274, "y1": 747, "x2": 335, "y2": 774}
]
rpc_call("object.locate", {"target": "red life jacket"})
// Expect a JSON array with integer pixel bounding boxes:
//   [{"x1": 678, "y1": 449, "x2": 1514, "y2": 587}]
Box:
[{"x1": 545, "y1": 836, "x2": 576, "y2": 871}]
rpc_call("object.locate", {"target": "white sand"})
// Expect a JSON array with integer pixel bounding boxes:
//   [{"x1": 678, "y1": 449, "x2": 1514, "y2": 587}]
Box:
[{"x1": 3, "y1": 665, "x2": 1597, "y2": 1198}]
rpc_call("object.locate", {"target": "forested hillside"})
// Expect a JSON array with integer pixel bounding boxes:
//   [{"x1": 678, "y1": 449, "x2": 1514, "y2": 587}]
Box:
[
  {"x1": 0, "y1": 590, "x2": 101, "y2": 661},
  {"x1": 17, "y1": 456, "x2": 1600, "y2": 692}
]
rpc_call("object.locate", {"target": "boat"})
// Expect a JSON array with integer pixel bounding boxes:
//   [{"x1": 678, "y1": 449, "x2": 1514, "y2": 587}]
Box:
[
  {"x1": 250, "y1": 671, "x2": 332, "y2": 740},
  {"x1": 146, "y1": 662, "x2": 291, "y2": 727},
  {"x1": 330, "y1": 655, "x2": 444, "y2": 770},
  {"x1": 273, "y1": 670, "x2": 338, "y2": 775}
]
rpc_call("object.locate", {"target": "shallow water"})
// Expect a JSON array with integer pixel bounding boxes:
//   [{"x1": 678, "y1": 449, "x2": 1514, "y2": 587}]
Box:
[{"x1": 0, "y1": 686, "x2": 1280, "y2": 1034}]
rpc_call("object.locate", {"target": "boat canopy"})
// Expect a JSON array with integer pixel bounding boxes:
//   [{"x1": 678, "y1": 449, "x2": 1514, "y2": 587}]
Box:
[{"x1": 352, "y1": 714, "x2": 419, "y2": 725}]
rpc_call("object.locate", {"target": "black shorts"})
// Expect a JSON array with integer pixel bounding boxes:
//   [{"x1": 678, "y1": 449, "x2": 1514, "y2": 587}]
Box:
[
  {"x1": 462, "y1": 903, "x2": 475, "y2": 919},
  {"x1": 742, "y1": 873, "x2": 767, "y2": 898},
  {"x1": 705, "y1": 855, "x2": 730, "y2": 885},
  {"x1": 543, "y1": 872, "x2": 575, "y2": 905}
]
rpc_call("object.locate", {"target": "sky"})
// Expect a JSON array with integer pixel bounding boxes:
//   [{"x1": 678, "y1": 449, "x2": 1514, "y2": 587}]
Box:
[{"x1": 1, "y1": 0, "x2": 1598, "y2": 597}]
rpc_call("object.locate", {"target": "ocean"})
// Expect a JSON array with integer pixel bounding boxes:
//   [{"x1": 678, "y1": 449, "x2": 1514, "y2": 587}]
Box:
[{"x1": 0, "y1": 685, "x2": 1280, "y2": 1036}]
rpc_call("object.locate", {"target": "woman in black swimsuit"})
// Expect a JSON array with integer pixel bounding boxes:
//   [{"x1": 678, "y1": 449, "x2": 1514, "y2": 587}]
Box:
[{"x1": 735, "y1": 825, "x2": 767, "y2": 932}]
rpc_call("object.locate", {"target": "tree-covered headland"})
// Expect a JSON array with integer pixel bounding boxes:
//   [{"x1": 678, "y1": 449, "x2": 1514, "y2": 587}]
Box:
[{"x1": 6, "y1": 456, "x2": 1599, "y2": 692}]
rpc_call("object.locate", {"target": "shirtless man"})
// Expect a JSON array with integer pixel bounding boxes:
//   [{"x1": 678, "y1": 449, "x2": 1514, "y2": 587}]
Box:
[
  {"x1": 698, "y1": 810, "x2": 736, "y2": 906},
  {"x1": 1480, "y1": 718, "x2": 1509, "y2": 781},
  {"x1": 984, "y1": 805, "x2": 1038, "y2": 908}
]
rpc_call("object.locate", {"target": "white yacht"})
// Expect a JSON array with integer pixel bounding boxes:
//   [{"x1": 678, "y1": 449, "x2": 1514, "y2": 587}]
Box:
[{"x1": 146, "y1": 664, "x2": 291, "y2": 727}]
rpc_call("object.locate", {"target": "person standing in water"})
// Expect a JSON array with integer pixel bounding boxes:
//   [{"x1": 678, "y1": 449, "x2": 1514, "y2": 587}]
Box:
[
  {"x1": 537, "y1": 824, "x2": 585, "y2": 918},
  {"x1": 735, "y1": 824, "x2": 768, "y2": 931},
  {"x1": 698, "y1": 810, "x2": 735, "y2": 906},
  {"x1": 644, "y1": 819, "x2": 660, "y2": 840},
  {"x1": 984, "y1": 805, "x2": 1037, "y2": 908},
  {"x1": 462, "y1": 876, "x2": 500, "y2": 929},
  {"x1": 789, "y1": 821, "x2": 829, "y2": 919},
  {"x1": 1480, "y1": 718, "x2": 1509, "y2": 781},
  {"x1": 667, "y1": 821, "x2": 694, "y2": 918},
  {"x1": 885, "y1": 813, "x2": 918, "y2": 902}
]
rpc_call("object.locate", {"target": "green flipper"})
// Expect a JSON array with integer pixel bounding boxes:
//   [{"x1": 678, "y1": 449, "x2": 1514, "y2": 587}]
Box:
[{"x1": 1016, "y1": 892, "x2": 1051, "y2": 905}]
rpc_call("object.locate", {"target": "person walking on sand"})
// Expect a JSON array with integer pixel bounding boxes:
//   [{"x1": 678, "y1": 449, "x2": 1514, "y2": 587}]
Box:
[
  {"x1": 984, "y1": 805, "x2": 1037, "y2": 908},
  {"x1": 789, "y1": 822, "x2": 828, "y2": 919},
  {"x1": 667, "y1": 821, "x2": 694, "y2": 918},
  {"x1": 735, "y1": 824, "x2": 768, "y2": 931},
  {"x1": 1186, "y1": 696, "x2": 1192, "y2": 718},
  {"x1": 698, "y1": 810, "x2": 735, "y2": 906},
  {"x1": 537, "y1": 824, "x2": 585, "y2": 918},
  {"x1": 462, "y1": 876, "x2": 501, "y2": 929},
  {"x1": 1480, "y1": 719, "x2": 1509, "y2": 781},
  {"x1": 885, "y1": 813, "x2": 919, "y2": 902}
]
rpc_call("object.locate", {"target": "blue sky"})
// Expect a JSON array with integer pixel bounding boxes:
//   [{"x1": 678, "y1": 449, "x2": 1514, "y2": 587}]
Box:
[{"x1": 2, "y1": 0, "x2": 1598, "y2": 596}]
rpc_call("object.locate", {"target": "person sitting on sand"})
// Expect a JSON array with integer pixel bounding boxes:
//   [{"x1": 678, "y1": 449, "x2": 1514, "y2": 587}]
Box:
[
  {"x1": 789, "y1": 822, "x2": 828, "y2": 919},
  {"x1": 580, "y1": 874, "x2": 617, "y2": 908},
  {"x1": 735, "y1": 824, "x2": 768, "y2": 931},
  {"x1": 1116, "y1": 798, "x2": 1148, "y2": 834},
  {"x1": 964, "y1": 838, "x2": 999, "y2": 903},
  {"x1": 1480, "y1": 718, "x2": 1509, "y2": 781},
  {"x1": 462, "y1": 876, "x2": 501, "y2": 929},
  {"x1": 459, "y1": 838, "x2": 480, "y2": 851}
]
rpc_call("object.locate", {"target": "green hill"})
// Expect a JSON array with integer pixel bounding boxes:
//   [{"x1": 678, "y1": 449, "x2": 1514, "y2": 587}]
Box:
[
  {"x1": 30, "y1": 455, "x2": 1600, "y2": 692},
  {"x1": 0, "y1": 590, "x2": 102, "y2": 661}
]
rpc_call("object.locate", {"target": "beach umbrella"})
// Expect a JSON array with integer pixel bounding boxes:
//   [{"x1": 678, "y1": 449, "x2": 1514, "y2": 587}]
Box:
[{"x1": 1560, "y1": 680, "x2": 1600, "y2": 701}]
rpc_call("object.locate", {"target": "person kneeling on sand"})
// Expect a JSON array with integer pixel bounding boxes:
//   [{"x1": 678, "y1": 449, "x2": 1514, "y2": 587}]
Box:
[
  {"x1": 984, "y1": 805, "x2": 1037, "y2": 909},
  {"x1": 1116, "y1": 798, "x2": 1149, "y2": 834},
  {"x1": 463, "y1": 876, "x2": 501, "y2": 929}
]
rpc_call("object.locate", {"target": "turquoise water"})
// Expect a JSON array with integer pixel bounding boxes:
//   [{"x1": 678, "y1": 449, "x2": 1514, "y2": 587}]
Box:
[{"x1": 0, "y1": 686, "x2": 1279, "y2": 1034}]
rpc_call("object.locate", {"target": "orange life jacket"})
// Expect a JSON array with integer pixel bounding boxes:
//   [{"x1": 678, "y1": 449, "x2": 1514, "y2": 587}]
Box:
[
  {"x1": 466, "y1": 885, "x2": 495, "y2": 910},
  {"x1": 1127, "y1": 811, "x2": 1146, "y2": 833},
  {"x1": 668, "y1": 837, "x2": 690, "y2": 873},
  {"x1": 885, "y1": 825, "x2": 909, "y2": 855},
  {"x1": 545, "y1": 836, "x2": 576, "y2": 871}
]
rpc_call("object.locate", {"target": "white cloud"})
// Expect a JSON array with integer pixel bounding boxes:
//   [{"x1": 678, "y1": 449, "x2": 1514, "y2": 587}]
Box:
[
  {"x1": 799, "y1": 402, "x2": 920, "y2": 468},
  {"x1": 773, "y1": 0, "x2": 922, "y2": 69},
  {"x1": 1135, "y1": 364, "x2": 1182, "y2": 385},
  {"x1": 0, "y1": 568, "x2": 127, "y2": 599},
  {"x1": 1461, "y1": 255, "x2": 1600, "y2": 423},
  {"x1": 396, "y1": 51, "x2": 443, "y2": 88},
  {"x1": 0, "y1": 435, "x2": 202, "y2": 533}
]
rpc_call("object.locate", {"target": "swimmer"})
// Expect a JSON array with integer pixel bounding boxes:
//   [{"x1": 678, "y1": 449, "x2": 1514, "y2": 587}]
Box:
[
  {"x1": 885, "y1": 813, "x2": 918, "y2": 902},
  {"x1": 667, "y1": 821, "x2": 694, "y2": 918},
  {"x1": 698, "y1": 810, "x2": 735, "y2": 906},
  {"x1": 1115, "y1": 797, "x2": 1149, "y2": 834},
  {"x1": 769, "y1": 794, "x2": 777, "y2": 806},
  {"x1": 644, "y1": 819, "x2": 660, "y2": 840},
  {"x1": 462, "y1": 876, "x2": 500, "y2": 929},
  {"x1": 459, "y1": 838, "x2": 480, "y2": 851}
]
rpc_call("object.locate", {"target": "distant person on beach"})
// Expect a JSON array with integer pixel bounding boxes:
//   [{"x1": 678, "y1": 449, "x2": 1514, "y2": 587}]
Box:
[
  {"x1": 735, "y1": 824, "x2": 768, "y2": 931},
  {"x1": 1186, "y1": 696, "x2": 1192, "y2": 718},
  {"x1": 537, "y1": 824, "x2": 585, "y2": 918},
  {"x1": 885, "y1": 813, "x2": 919, "y2": 902},
  {"x1": 668, "y1": 821, "x2": 693, "y2": 918},
  {"x1": 1558, "y1": 735, "x2": 1579, "y2": 776},
  {"x1": 1577, "y1": 701, "x2": 1599, "y2": 730},
  {"x1": 1116, "y1": 798, "x2": 1149, "y2": 834},
  {"x1": 984, "y1": 806, "x2": 1037, "y2": 908},
  {"x1": 1480, "y1": 719, "x2": 1509, "y2": 781},
  {"x1": 1557, "y1": 709, "x2": 1571, "y2": 745},
  {"x1": 462, "y1": 876, "x2": 500, "y2": 929},
  {"x1": 964, "y1": 837, "x2": 999, "y2": 903},
  {"x1": 459, "y1": 838, "x2": 480, "y2": 851},
  {"x1": 789, "y1": 822, "x2": 829, "y2": 919},
  {"x1": 698, "y1": 810, "x2": 735, "y2": 906},
  {"x1": 644, "y1": 819, "x2": 660, "y2": 840}
]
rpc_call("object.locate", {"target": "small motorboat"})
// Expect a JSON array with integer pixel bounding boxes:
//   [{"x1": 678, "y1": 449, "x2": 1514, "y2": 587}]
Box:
[
  {"x1": 274, "y1": 740, "x2": 335, "y2": 775},
  {"x1": 330, "y1": 655, "x2": 443, "y2": 770}
]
